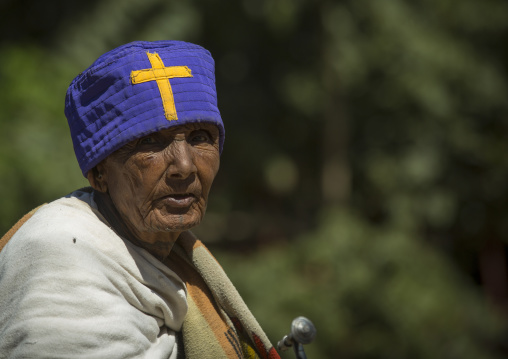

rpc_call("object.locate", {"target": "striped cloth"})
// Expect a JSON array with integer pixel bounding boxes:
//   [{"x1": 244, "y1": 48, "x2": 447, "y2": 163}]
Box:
[{"x1": 166, "y1": 231, "x2": 280, "y2": 359}]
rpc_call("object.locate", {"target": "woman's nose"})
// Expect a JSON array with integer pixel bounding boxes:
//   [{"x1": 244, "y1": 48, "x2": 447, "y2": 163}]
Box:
[{"x1": 165, "y1": 139, "x2": 197, "y2": 179}]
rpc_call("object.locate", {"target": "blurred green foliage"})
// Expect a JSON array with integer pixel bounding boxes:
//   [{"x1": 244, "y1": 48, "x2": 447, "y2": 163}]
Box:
[
  {"x1": 219, "y1": 208, "x2": 505, "y2": 358},
  {"x1": 1, "y1": 0, "x2": 508, "y2": 357}
]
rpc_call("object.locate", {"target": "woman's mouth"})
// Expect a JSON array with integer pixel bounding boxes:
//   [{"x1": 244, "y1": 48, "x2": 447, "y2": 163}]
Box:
[{"x1": 160, "y1": 193, "x2": 196, "y2": 208}]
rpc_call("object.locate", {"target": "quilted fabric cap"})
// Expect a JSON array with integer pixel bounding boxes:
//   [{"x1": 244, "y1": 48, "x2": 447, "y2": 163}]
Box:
[{"x1": 65, "y1": 40, "x2": 224, "y2": 177}]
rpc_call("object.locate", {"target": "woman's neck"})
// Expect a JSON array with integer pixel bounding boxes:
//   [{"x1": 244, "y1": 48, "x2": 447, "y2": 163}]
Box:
[{"x1": 93, "y1": 190, "x2": 179, "y2": 262}]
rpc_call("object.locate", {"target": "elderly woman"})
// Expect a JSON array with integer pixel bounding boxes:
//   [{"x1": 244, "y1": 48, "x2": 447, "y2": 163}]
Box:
[{"x1": 0, "y1": 41, "x2": 280, "y2": 359}]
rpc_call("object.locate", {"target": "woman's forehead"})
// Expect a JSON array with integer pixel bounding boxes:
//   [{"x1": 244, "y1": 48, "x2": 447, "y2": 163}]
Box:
[
  {"x1": 154, "y1": 123, "x2": 220, "y2": 136},
  {"x1": 108, "y1": 122, "x2": 220, "y2": 160}
]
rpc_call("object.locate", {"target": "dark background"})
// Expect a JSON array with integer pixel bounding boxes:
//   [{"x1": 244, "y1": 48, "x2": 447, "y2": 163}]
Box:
[{"x1": 1, "y1": 0, "x2": 508, "y2": 357}]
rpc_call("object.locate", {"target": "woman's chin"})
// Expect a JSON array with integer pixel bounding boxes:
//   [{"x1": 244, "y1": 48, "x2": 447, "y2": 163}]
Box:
[{"x1": 147, "y1": 212, "x2": 203, "y2": 232}]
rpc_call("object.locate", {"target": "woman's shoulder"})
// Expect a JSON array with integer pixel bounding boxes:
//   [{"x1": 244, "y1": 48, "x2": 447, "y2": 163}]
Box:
[{"x1": 1, "y1": 187, "x2": 110, "y2": 253}]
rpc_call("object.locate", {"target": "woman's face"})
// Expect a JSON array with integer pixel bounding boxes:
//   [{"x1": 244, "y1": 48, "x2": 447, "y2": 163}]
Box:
[{"x1": 97, "y1": 123, "x2": 220, "y2": 237}]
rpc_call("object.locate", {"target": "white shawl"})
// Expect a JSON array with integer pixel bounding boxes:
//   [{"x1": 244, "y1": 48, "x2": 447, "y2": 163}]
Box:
[{"x1": 0, "y1": 189, "x2": 188, "y2": 359}]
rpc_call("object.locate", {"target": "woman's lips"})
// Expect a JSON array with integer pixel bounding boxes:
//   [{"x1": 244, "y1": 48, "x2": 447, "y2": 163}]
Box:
[{"x1": 160, "y1": 193, "x2": 196, "y2": 207}]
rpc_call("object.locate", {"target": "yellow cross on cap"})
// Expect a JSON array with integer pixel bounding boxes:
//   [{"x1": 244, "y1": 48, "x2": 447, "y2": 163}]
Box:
[{"x1": 130, "y1": 52, "x2": 193, "y2": 121}]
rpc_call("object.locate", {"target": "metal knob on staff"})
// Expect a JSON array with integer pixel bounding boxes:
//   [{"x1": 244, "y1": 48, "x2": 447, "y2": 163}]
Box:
[{"x1": 277, "y1": 316, "x2": 316, "y2": 359}]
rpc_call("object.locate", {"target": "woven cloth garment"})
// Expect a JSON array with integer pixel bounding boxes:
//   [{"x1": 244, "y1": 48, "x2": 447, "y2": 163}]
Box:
[
  {"x1": 65, "y1": 40, "x2": 225, "y2": 177},
  {"x1": 0, "y1": 189, "x2": 280, "y2": 359},
  {"x1": 0, "y1": 189, "x2": 188, "y2": 358},
  {"x1": 165, "y1": 232, "x2": 281, "y2": 359}
]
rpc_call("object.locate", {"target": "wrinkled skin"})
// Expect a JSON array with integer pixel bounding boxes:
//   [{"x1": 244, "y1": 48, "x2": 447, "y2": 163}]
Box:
[{"x1": 88, "y1": 123, "x2": 220, "y2": 261}]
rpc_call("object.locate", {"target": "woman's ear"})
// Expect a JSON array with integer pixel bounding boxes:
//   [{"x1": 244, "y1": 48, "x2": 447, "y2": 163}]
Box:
[{"x1": 87, "y1": 164, "x2": 108, "y2": 193}]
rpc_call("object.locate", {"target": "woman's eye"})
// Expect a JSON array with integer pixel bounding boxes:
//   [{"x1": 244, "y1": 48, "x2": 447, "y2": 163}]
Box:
[
  {"x1": 190, "y1": 130, "x2": 211, "y2": 144},
  {"x1": 139, "y1": 136, "x2": 157, "y2": 145}
]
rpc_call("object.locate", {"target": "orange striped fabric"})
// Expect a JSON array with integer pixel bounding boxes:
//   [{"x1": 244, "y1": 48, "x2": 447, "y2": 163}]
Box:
[{"x1": 166, "y1": 232, "x2": 281, "y2": 359}]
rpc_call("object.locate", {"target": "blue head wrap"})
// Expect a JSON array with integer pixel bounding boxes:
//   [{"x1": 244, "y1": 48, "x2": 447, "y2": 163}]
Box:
[{"x1": 65, "y1": 40, "x2": 224, "y2": 177}]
